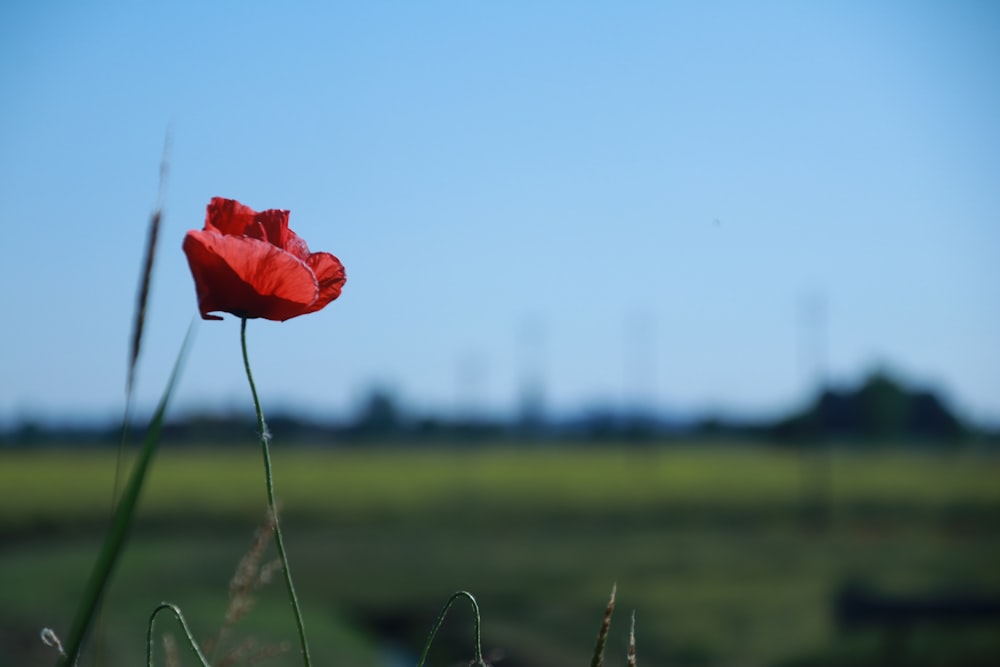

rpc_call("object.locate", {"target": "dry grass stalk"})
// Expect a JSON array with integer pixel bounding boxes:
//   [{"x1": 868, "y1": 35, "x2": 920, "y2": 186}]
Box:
[
  {"x1": 227, "y1": 513, "x2": 278, "y2": 623},
  {"x1": 163, "y1": 632, "x2": 180, "y2": 667},
  {"x1": 205, "y1": 510, "x2": 279, "y2": 663},
  {"x1": 590, "y1": 583, "x2": 617, "y2": 667},
  {"x1": 627, "y1": 610, "x2": 637, "y2": 667},
  {"x1": 127, "y1": 132, "x2": 170, "y2": 397},
  {"x1": 217, "y1": 639, "x2": 290, "y2": 667},
  {"x1": 127, "y1": 209, "x2": 160, "y2": 395}
]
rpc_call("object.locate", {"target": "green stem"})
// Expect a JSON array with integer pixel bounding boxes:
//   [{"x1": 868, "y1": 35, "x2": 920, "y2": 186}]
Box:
[
  {"x1": 146, "y1": 603, "x2": 211, "y2": 667},
  {"x1": 416, "y1": 591, "x2": 487, "y2": 667},
  {"x1": 241, "y1": 318, "x2": 312, "y2": 667}
]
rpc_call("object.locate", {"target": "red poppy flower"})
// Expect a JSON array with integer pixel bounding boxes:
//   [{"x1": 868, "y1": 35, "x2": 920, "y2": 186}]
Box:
[{"x1": 183, "y1": 197, "x2": 346, "y2": 321}]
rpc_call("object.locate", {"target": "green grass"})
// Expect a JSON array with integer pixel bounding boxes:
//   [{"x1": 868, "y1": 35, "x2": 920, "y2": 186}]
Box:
[
  {"x1": 2, "y1": 443, "x2": 999, "y2": 667},
  {"x1": 3, "y1": 444, "x2": 997, "y2": 528}
]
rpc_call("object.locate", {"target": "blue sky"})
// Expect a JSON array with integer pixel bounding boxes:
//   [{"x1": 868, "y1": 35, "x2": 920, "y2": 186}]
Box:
[{"x1": 2, "y1": 1, "x2": 998, "y2": 426}]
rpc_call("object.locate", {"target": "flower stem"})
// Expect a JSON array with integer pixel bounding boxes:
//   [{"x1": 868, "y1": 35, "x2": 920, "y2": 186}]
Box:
[{"x1": 241, "y1": 318, "x2": 312, "y2": 667}]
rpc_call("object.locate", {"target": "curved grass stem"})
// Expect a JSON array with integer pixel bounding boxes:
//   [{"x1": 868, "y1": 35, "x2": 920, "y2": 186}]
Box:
[
  {"x1": 241, "y1": 318, "x2": 312, "y2": 667},
  {"x1": 416, "y1": 591, "x2": 487, "y2": 667},
  {"x1": 146, "y1": 603, "x2": 211, "y2": 667}
]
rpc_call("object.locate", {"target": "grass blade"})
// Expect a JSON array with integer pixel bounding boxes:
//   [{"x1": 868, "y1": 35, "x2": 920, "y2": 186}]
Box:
[
  {"x1": 57, "y1": 322, "x2": 195, "y2": 667},
  {"x1": 117, "y1": 136, "x2": 171, "y2": 507},
  {"x1": 98, "y1": 139, "x2": 170, "y2": 666}
]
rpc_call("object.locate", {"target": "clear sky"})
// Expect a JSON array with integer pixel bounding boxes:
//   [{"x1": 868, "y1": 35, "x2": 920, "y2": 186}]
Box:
[{"x1": 2, "y1": 1, "x2": 998, "y2": 427}]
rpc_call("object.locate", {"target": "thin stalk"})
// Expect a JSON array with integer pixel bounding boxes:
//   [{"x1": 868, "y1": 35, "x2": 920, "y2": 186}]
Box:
[
  {"x1": 416, "y1": 591, "x2": 487, "y2": 667},
  {"x1": 590, "y1": 583, "x2": 616, "y2": 667},
  {"x1": 146, "y1": 603, "x2": 211, "y2": 667},
  {"x1": 240, "y1": 318, "x2": 312, "y2": 667}
]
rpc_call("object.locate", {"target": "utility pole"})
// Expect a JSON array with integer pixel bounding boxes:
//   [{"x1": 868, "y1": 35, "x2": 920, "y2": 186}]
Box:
[
  {"x1": 624, "y1": 310, "x2": 657, "y2": 437},
  {"x1": 800, "y1": 290, "x2": 831, "y2": 532},
  {"x1": 518, "y1": 315, "x2": 546, "y2": 438},
  {"x1": 456, "y1": 351, "x2": 485, "y2": 423}
]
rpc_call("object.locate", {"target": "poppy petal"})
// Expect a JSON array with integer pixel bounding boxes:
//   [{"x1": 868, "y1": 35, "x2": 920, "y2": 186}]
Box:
[
  {"x1": 302, "y1": 252, "x2": 346, "y2": 314},
  {"x1": 205, "y1": 197, "x2": 263, "y2": 236},
  {"x1": 182, "y1": 230, "x2": 319, "y2": 321},
  {"x1": 253, "y1": 209, "x2": 309, "y2": 258}
]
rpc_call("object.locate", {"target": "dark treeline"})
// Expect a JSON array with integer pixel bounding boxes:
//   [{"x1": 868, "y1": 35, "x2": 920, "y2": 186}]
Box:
[{"x1": 3, "y1": 370, "x2": 996, "y2": 448}]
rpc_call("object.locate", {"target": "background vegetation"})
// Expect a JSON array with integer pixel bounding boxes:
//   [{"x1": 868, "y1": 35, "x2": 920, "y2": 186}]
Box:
[{"x1": 2, "y1": 443, "x2": 998, "y2": 666}]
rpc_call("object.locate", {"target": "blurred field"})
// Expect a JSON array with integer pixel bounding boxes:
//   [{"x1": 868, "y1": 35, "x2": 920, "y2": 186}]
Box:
[{"x1": 2, "y1": 443, "x2": 999, "y2": 667}]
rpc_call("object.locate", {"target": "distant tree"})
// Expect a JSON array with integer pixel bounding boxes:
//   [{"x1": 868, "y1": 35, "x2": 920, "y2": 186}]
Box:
[
  {"x1": 907, "y1": 390, "x2": 964, "y2": 440},
  {"x1": 352, "y1": 388, "x2": 402, "y2": 438},
  {"x1": 857, "y1": 371, "x2": 908, "y2": 439},
  {"x1": 768, "y1": 369, "x2": 965, "y2": 444}
]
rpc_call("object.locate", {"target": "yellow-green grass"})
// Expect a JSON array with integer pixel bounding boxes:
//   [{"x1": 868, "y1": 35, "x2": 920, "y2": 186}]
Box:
[{"x1": 1, "y1": 444, "x2": 997, "y2": 530}]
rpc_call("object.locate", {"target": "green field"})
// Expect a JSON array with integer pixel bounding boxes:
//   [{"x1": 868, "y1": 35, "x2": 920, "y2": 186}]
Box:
[{"x1": 2, "y1": 444, "x2": 999, "y2": 667}]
